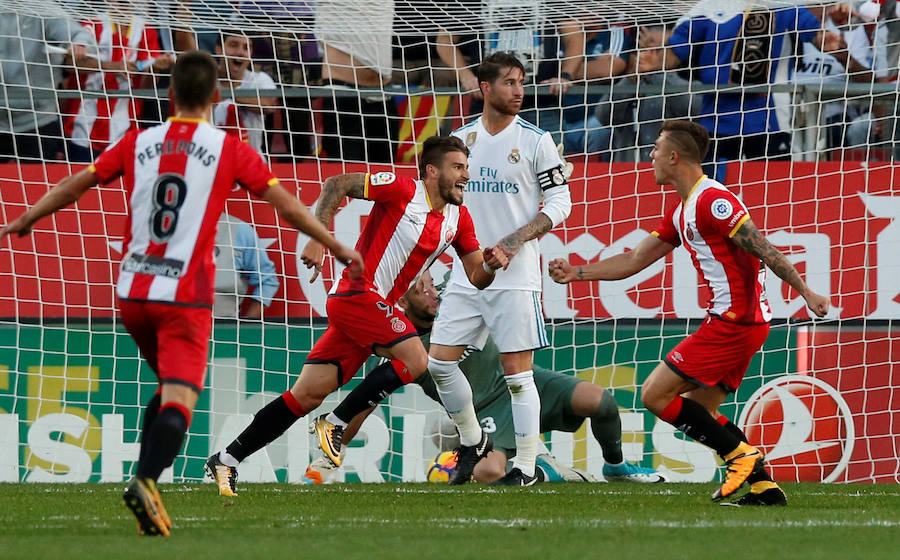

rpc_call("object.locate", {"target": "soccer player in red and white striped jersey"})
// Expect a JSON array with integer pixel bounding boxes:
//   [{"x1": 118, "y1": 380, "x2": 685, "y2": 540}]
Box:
[
  {"x1": 549, "y1": 120, "x2": 830, "y2": 507},
  {"x1": 0, "y1": 51, "x2": 362, "y2": 536},
  {"x1": 205, "y1": 136, "x2": 509, "y2": 489}
]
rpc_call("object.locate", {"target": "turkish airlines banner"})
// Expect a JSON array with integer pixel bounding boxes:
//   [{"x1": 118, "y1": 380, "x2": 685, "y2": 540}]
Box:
[{"x1": 1, "y1": 161, "x2": 897, "y2": 319}]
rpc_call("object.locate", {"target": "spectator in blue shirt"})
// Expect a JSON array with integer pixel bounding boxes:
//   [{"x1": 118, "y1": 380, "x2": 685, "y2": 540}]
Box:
[
  {"x1": 643, "y1": 5, "x2": 839, "y2": 170},
  {"x1": 214, "y1": 213, "x2": 280, "y2": 319}
]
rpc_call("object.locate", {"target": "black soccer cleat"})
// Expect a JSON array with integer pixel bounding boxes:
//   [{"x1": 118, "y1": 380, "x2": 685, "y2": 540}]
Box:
[
  {"x1": 489, "y1": 467, "x2": 542, "y2": 487},
  {"x1": 722, "y1": 487, "x2": 788, "y2": 507},
  {"x1": 448, "y1": 431, "x2": 493, "y2": 485}
]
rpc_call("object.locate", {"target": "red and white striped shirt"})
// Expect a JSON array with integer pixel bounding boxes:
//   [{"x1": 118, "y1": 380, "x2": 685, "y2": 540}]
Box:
[
  {"x1": 654, "y1": 175, "x2": 773, "y2": 324},
  {"x1": 333, "y1": 172, "x2": 480, "y2": 305},
  {"x1": 90, "y1": 117, "x2": 277, "y2": 307},
  {"x1": 64, "y1": 15, "x2": 162, "y2": 152}
]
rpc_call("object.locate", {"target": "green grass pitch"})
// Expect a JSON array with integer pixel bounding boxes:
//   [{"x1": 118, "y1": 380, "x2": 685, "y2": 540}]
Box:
[{"x1": 1, "y1": 482, "x2": 898, "y2": 559}]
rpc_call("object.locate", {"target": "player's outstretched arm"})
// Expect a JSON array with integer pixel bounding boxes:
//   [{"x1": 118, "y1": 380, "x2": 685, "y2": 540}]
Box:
[
  {"x1": 0, "y1": 168, "x2": 98, "y2": 243},
  {"x1": 732, "y1": 219, "x2": 831, "y2": 317},
  {"x1": 263, "y1": 183, "x2": 363, "y2": 280},
  {"x1": 549, "y1": 234, "x2": 674, "y2": 283},
  {"x1": 310, "y1": 173, "x2": 368, "y2": 229},
  {"x1": 298, "y1": 173, "x2": 368, "y2": 281},
  {"x1": 497, "y1": 212, "x2": 554, "y2": 260},
  {"x1": 460, "y1": 246, "x2": 508, "y2": 289}
]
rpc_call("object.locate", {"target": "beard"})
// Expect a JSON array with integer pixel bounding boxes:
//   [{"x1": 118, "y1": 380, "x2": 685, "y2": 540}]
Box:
[
  {"x1": 487, "y1": 95, "x2": 520, "y2": 116},
  {"x1": 438, "y1": 176, "x2": 463, "y2": 206}
]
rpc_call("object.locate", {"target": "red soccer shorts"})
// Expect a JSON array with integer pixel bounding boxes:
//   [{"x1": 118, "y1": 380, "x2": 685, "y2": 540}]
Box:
[
  {"x1": 118, "y1": 298, "x2": 213, "y2": 393},
  {"x1": 306, "y1": 291, "x2": 418, "y2": 385},
  {"x1": 664, "y1": 315, "x2": 770, "y2": 393}
]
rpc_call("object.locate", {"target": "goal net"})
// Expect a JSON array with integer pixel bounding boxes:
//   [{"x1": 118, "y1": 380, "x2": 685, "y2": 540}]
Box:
[{"x1": 0, "y1": 0, "x2": 898, "y2": 485}]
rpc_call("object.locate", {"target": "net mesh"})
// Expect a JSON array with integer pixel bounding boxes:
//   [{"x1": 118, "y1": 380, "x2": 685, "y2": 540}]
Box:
[{"x1": 0, "y1": 0, "x2": 898, "y2": 484}]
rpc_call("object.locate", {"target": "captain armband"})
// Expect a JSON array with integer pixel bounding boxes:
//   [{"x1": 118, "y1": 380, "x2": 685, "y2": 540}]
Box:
[{"x1": 537, "y1": 165, "x2": 568, "y2": 191}]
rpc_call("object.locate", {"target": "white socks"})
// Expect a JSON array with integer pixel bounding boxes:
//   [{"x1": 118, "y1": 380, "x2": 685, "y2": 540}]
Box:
[
  {"x1": 325, "y1": 412, "x2": 348, "y2": 429},
  {"x1": 428, "y1": 356, "x2": 482, "y2": 446},
  {"x1": 505, "y1": 370, "x2": 539, "y2": 477},
  {"x1": 218, "y1": 450, "x2": 240, "y2": 467}
]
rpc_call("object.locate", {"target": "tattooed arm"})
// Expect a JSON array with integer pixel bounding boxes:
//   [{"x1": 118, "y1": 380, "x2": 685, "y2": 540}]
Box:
[
  {"x1": 497, "y1": 212, "x2": 553, "y2": 259},
  {"x1": 301, "y1": 172, "x2": 367, "y2": 281},
  {"x1": 731, "y1": 219, "x2": 831, "y2": 317},
  {"x1": 313, "y1": 172, "x2": 368, "y2": 229}
]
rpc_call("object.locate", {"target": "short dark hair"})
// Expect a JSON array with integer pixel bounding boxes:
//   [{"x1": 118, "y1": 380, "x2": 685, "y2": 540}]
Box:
[
  {"x1": 419, "y1": 135, "x2": 469, "y2": 176},
  {"x1": 476, "y1": 52, "x2": 526, "y2": 85},
  {"x1": 659, "y1": 120, "x2": 710, "y2": 163},
  {"x1": 171, "y1": 50, "x2": 218, "y2": 110}
]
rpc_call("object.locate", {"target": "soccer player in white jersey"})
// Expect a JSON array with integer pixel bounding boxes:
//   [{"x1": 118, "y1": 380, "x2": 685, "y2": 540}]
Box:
[
  {"x1": 549, "y1": 120, "x2": 831, "y2": 506},
  {"x1": 428, "y1": 52, "x2": 573, "y2": 486},
  {"x1": 0, "y1": 51, "x2": 362, "y2": 536},
  {"x1": 205, "y1": 136, "x2": 509, "y2": 494}
]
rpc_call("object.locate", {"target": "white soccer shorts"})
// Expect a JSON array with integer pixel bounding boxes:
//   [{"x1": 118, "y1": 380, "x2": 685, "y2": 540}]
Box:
[{"x1": 430, "y1": 286, "x2": 549, "y2": 353}]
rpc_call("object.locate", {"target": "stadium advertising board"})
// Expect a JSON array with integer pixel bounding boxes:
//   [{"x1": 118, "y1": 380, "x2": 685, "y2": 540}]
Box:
[
  {"x1": 1, "y1": 323, "x2": 896, "y2": 483},
  {"x1": 1, "y1": 161, "x2": 897, "y2": 320},
  {"x1": 1, "y1": 161, "x2": 898, "y2": 483}
]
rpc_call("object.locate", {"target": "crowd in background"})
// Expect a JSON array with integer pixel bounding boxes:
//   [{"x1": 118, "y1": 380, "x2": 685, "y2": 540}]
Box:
[{"x1": 3, "y1": 0, "x2": 900, "y2": 169}]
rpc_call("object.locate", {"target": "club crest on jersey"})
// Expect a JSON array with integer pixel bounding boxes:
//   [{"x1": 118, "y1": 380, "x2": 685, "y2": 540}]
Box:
[
  {"x1": 466, "y1": 131, "x2": 477, "y2": 146},
  {"x1": 369, "y1": 172, "x2": 396, "y2": 186},
  {"x1": 711, "y1": 198, "x2": 734, "y2": 220},
  {"x1": 685, "y1": 225, "x2": 694, "y2": 241},
  {"x1": 508, "y1": 149, "x2": 521, "y2": 164},
  {"x1": 390, "y1": 317, "x2": 408, "y2": 333},
  {"x1": 445, "y1": 227, "x2": 456, "y2": 243},
  {"x1": 550, "y1": 166, "x2": 565, "y2": 185}
]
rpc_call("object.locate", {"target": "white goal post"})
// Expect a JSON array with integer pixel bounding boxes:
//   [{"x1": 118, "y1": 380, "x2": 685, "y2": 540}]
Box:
[{"x1": 0, "y1": 0, "x2": 898, "y2": 484}]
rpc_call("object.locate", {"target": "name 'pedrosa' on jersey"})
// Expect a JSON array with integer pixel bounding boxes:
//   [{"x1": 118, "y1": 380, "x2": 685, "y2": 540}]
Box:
[{"x1": 136, "y1": 139, "x2": 218, "y2": 167}]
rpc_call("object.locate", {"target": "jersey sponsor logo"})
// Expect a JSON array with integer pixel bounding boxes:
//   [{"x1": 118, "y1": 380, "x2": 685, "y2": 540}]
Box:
[
  {"x1": 507, "y1": 148, "x2": 521, "y2": 164},
  {"x1": 121, "y1": 252, "x2": 184, "y2": 278},
  {"x1": 711, "y1": 198, "x2": 734, "y2": 220},
  {"x1": 466, "y1": 178, "x2": 520, "y2": 194},
  {"x1": 466, "y1": 131, "x2": 477, "y2": 146},
  {"x1": 739, "y1": 376, "x2": 854, "y2": 483},
  {"x1": 369, "y1": 172, "x2": 397, "y2": 186},
  {"x1": 390, "y1": 317, "x2": 408, "y2": 333}
]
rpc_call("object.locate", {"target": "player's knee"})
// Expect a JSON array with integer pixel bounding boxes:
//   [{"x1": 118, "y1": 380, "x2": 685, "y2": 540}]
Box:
[
  {"x1": 290, "y1": 387, "x2": 325, "y2": 414},
  {"x1": 590, "y1": 387, "x2": 618, "y2": 421},
  {"x1": 473, "y1": 458, "x2": 506, "y2": 483},
  {"x1": 155, "y1": 403, "x2": 190, "y2": 435},
  {"x1": 405, "y1": 353, "x2": 429, "y2": 379},
  {"x1": 427, "y1": 355, "x2": 459, "y2": 383},
  {"x1": 571, "y1": 382, "x2": 608, "y2": 418},
  {"x1": 640, "y1": 391, "x2": 664, "y2": 415}
]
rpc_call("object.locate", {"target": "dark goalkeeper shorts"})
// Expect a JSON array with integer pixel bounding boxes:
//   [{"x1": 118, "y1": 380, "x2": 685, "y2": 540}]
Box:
[{"x1": 478, "y1": 369, "x2": 584, "y2": 458}]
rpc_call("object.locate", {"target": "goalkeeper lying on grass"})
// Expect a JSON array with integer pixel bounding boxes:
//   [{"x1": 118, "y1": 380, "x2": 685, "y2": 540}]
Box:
[{"x1": 300, "y1": 271, "x2": 665, "y2": 485}]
